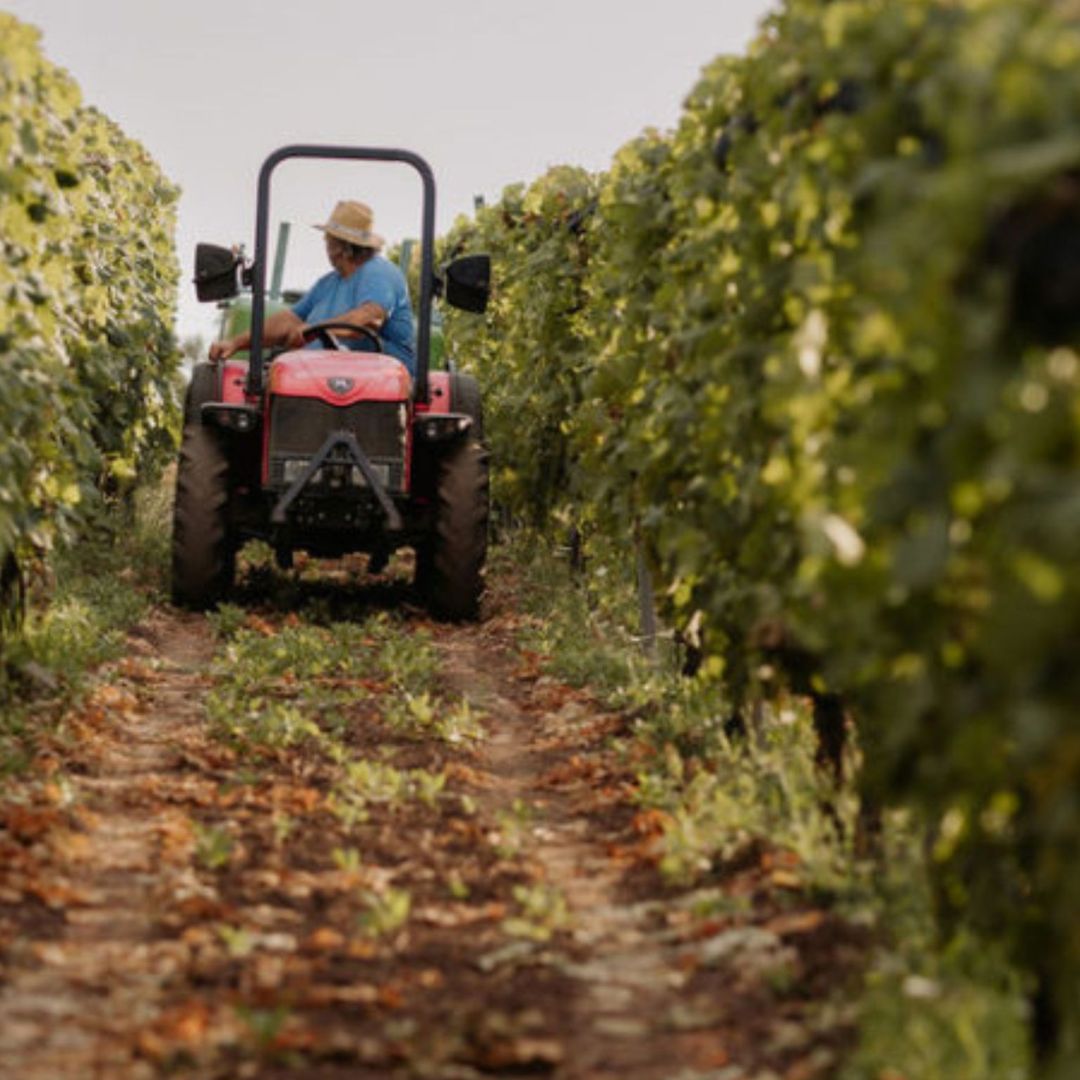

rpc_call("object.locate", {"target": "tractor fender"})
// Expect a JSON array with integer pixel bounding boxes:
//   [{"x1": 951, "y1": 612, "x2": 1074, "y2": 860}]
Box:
[
  {"x1": 422, "y1": 372, "x2": 483, "y2": 439},
  {"x1": 424, "y1": 371, "x2": 453, "y2": 414},
  {"x1": 221, "y1": 359, "x2": 250, "y2": 405},
  {"x1": 184, "y1": 362, "x2": 222, "y2": 420}
]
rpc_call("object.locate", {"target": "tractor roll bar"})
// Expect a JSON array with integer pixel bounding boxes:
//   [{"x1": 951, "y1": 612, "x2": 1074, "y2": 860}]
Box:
[{"x1": 247, "y1": 145, "x2": 437, "y2": 404}]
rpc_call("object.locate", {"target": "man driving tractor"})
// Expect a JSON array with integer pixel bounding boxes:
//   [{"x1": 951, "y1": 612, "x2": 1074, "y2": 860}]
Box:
[{"x1": 209, "y1": 200, "x2": 417, "y2": 373}]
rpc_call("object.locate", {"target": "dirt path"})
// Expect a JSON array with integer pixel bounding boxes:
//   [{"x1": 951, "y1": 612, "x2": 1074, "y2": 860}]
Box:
[{"x1": 0, "y1": 579, "x2": 864, "y2": 1079}]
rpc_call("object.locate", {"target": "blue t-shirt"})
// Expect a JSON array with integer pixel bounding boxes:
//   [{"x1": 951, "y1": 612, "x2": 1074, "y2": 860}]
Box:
[{"x1": 292, "y1": 255, "x2": 416, "y2": 373}]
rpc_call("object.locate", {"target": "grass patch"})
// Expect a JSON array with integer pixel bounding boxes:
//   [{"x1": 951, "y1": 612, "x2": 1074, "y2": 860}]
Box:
[
  {"x1": 205, "y1": 608, "x2": 457, "y2": 833},
  {"x1": 205, "y1": 611, "x2": 444, "y2": 754},
  {"x1": 0, "y1": 480, "x2": 172, "y2": 774},
  {"x1": 490, "y1": 529, "x2": 648, "y2": 699}
]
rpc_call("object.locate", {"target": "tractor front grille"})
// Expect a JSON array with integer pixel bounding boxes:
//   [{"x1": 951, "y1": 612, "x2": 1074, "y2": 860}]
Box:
[{"x1": 268, "y1": 398, "x2": 407, "y2": 492}]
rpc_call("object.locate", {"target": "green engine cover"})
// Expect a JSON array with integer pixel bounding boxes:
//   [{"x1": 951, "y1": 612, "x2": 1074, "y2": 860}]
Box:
[{"x1": 218, "y1": 295, "x2": 295, "y2": 358}]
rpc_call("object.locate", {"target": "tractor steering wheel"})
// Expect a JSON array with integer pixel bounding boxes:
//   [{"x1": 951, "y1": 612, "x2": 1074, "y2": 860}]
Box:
[{"x1": 302, "y1": 320, "x2": 384, "y2": 353}]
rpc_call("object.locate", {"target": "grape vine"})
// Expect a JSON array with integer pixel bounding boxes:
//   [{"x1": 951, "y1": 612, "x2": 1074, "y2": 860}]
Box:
[
  {"x1": 0, "y1": 15, "x2": 180, "y2": 596},
  {"x1": 440, "y1": 0, "x2": 1080, "y2": 1069}
]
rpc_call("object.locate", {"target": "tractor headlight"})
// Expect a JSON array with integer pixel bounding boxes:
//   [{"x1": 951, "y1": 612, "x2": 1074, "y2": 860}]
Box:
[
  {"x1": 352, "y1": 463, "x2": 390, "y2": 487},
  {"x1": 200, "y1": 403, "x2": 260, "y2": 432},
  {"x1": 415, "y1": 413, "x2": 472, "y2": 443},
  {"x1": 283, "y1": 458, "x2": 320, "y2": 484}
]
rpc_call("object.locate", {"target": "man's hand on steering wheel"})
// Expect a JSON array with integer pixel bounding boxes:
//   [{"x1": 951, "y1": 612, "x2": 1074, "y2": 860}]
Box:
[
  {"x1": 284, "y1": 322, "x2": 308, "y2": 350},
  {"x1": 299, "y1": 320, "x2": 384, "y2": 353}
]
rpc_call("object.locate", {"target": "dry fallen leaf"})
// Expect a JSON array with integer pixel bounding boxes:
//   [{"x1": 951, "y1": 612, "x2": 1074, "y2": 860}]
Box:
[
  {"x1": 444, "y1": 762, "x2": 495, "y2": 790},
  {"x1": 475, "y1": 1036, "x2": 564, "y2": 1071},
  {"x1": 26, "y1": 877, "x2": 92, "y2": 909},
  {"x1": 377, "y1": 983, "x2": 405, "y2": 1009},
  {"x1": 244, "y1": 614, "x2": 278, "y2": 637},
  {"x1": 159, "y1": 999, "x2": 211, "y2": 1043},
  {"x1": 764, "y1": 910, "x2": 827, "y2": 937},
  {"x1": 304, "y1": 926, "x2": 346, "y2": 952},
  {"x1": 268, "y1": 784, "x2": 323, "y2": 814},
  {"x1": 156, "y1": 814, "x2": 196, "y2": 864},
  {"x1": 270, "y1": 1024, "x2": 317, "y2": 1052},
  {"x1": 513, "y1": 651, "x2": 545, "y2": 682},
  {"x1": 761, "y1": 848, "x2": 801, "y2": 871},
  {"x1": 30, "y1": 941, "x2": 70, "y2": 965},
  {"x1": 117, "y1": 657, "x2": 156, "y2": 683},
  {"x1": 33, "y1": 754, "x2": 62, "y2": 777},
  {"x1": 414, "y1": 902, "x2": 506, "y2": 928},
  {"x1": 300, "y1": 983, "x2": 379, "y2": 1007},
  {"x1": 47, "y1": 829, "x2": 92, "y2": 862},
  {"x1": 2, "y1": 805, "x2": 62, "y2": 843},
  {"x1": 630, "y1": 808, "x2": 674, "y2": 839},
  {"x1": 770, "y1": 869, "x2": 803, "y2": 890}
]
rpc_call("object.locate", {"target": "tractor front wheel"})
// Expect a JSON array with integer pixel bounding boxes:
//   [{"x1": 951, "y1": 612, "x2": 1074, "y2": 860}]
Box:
[
  {"x1": 417, "y1": 440, "x2": 489, "y2": 621},
  {"x1": 171, "y1": 374, "x2": 234, "y2": 608}
]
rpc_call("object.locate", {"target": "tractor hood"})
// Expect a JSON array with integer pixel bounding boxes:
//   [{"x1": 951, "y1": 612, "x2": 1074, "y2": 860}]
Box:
[{"x1": 268, "y1": 351, "x2": 412, "y2": 406}]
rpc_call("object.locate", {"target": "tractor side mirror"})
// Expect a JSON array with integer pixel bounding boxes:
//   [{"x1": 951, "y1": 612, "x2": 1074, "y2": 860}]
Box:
[
  {"x1": 194, "y1": 243, "x2": 242, "y2": 303},
  {"x1": 444, "y1": 254, "x2": 491, "y2": 314}
]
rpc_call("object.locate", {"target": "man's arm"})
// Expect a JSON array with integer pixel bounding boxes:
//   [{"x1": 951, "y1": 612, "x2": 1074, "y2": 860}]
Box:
[
  {"x1": 329, "y1": 301, "x2": 388, "y2": 336},
  {"x1": 209, "y1": 308, "x2": 305, "y2": 360}
]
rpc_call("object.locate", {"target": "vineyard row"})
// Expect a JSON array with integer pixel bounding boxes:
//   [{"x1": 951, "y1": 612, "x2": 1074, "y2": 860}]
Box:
[{"x1": 438, "y1": 1, "x2": 1080, "y2": 1071}]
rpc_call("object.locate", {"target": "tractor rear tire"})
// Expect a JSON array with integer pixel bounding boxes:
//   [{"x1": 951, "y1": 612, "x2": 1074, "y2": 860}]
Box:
[
  {"x1": 418, "y1": 440, "x2": 489, "y2": 621},
  {"x1": 171, "y1": 367, "x2": 234, "y2": 609}
]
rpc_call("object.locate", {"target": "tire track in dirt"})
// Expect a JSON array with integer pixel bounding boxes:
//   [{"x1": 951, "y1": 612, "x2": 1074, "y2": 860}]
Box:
[
  {"x1": 0, "y1": 610, "x2": 217, "y2": 1080},
  {"x1": 438, "y1": 623, "x2": 731, "y2": 1079}
]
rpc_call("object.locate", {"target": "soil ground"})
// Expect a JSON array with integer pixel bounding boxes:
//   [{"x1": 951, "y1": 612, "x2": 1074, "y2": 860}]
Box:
[{"x1": 0, "y1": 563, "x2": 867, "y2": 1079}]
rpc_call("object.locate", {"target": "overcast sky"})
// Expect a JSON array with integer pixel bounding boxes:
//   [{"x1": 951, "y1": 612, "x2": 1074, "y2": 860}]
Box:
[{"x1": 5, "y1": 0, "x2": 772, "y2": 342}]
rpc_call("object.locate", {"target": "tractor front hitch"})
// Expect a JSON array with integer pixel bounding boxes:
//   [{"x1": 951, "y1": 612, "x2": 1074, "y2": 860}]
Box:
[{"x1": 270, "y1": 430, "x2": 404, "y2": 532}]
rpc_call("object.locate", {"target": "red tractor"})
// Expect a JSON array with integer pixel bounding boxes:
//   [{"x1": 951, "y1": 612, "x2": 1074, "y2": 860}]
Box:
[{"x1": 172, "y1": 145, "x2": 491, "y2": 618}]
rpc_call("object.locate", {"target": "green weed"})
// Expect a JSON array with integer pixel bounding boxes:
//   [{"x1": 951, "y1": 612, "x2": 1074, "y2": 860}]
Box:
[
  {"x1": 492, "y1": 531, "x2": 645, "y2": 698},
  {"x1": 206, "y1": 603, "x2": 247, "y2": 641},
  {"x1": 328, "y1": 759, "x2": 446, "y2": 828},
  {"x1": 217, "y1": 923, "x2": 256, "y2": 959},
  {"x1": 383, "y1": 691, "x2": 485, "y2": 744},
  {"x1": 492, "y1": 798, "x2": 534, "y2": 859},
  {"x1": 271, "y1": 813, "x2": 295, "y2": 848},
  {"x1": 206, "y1": 693, "x2": 323, "y2": 754},
  {"x1": 357, "y1": 886, "x2": 412, "y2": 938},
  {"x1": 371, "y1": 619, "x2": 439, "y2": 693},
  {"x1": 502, "y1": 882, "x2": 570, "y2": 942},
  {"x1": 331, "y1": 846, "x2": 362, "y2": 872},
  {"x1": 846, "y1": 933, "x2": 1031, "y2": 1080},
  {"x1": 637, "y1": 697, "x2": 861, "y2": 894},
  {"x1": 446, "y1": 871, "x2": 470, "y2": 900},
  {"x1": 194, "y1": 823, "x2": 233, "y2": 870},
  {"x1": 235, "y1": 1004, "x2": 291, "y2": 1052}
]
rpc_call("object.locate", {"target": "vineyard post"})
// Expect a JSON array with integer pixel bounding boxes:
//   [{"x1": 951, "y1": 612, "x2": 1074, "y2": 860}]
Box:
[{"x1": 634, "y1": 522, "x2": 659, "y2": 663}]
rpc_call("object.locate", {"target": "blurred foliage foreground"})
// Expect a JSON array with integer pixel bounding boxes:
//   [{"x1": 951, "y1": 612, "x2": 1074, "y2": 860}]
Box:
[
  {"x1": 439, "y1": 1, "x2": 1080, "y2": 1072},
  {"x1": 0, "y1": 13, "x2": 181, "y2": 642}
]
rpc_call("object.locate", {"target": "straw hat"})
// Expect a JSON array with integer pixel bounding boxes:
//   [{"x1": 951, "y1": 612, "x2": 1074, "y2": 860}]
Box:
[{"x1": 315, "y1": 200, "x2": 384, "y2": 250}]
